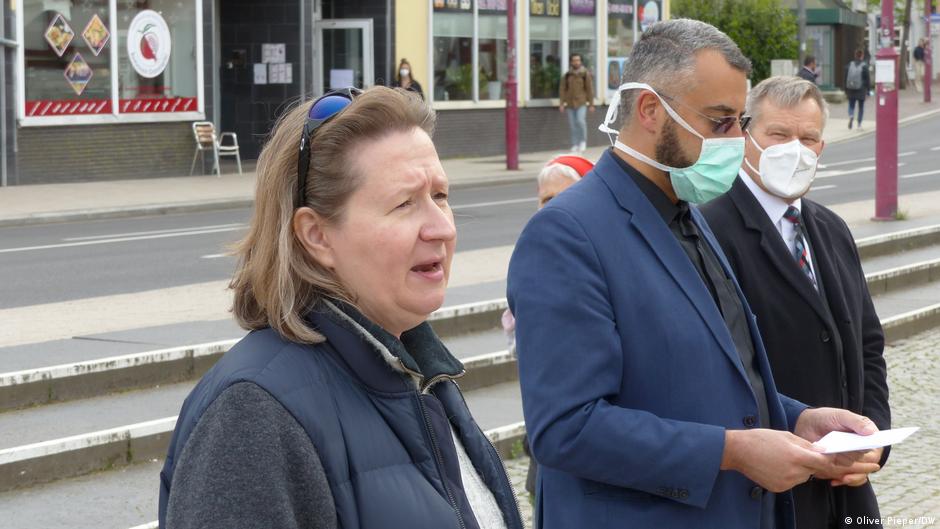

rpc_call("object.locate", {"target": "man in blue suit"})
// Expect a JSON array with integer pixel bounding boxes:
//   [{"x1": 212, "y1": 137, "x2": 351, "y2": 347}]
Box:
[{"x1": 507, "y1": 19, "x2": 881, "y2": 529}]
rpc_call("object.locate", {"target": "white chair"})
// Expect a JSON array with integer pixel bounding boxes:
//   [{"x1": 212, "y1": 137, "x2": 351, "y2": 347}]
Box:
[{"x1": 190, "y1": 121, "x2": 242, "y2": 176}]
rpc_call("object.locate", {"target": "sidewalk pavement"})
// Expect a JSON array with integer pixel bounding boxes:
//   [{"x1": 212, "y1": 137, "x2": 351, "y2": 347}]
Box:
[{"x1": 0, "y1": 84, "x2": 937, "y2": 228}]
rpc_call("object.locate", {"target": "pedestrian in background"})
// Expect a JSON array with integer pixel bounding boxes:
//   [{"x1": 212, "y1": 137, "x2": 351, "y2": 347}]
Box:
[
  {"x1": 798, "y1": 55, "x2": 818, "y2": 84},
  {"x1": 392, "y1": 58, "x2": 425, "y2": 100},
  {"x1": 509, "y1": 18, "x2": 881, "y2": 529},
  {"x1": 559, "y1": 53, "x2": 595, "y2": 154},
  {"x1": 914, "y1": 39, "x2": 927, "y2": 92},
  {"x1": 159, "y1": 86, "x2": 522, "y2": 529},
  {"x1": 702, "y1": 76, "x2": 890, "y2": 529},
  {"x1": 845, "y1": 49, "x2": 870, "y2": 130}
]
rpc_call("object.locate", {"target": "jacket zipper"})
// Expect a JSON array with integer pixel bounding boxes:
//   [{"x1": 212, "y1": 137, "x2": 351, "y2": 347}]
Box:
[{"x1": 416, "y1": 392, "x2": 467, "y2": 529}]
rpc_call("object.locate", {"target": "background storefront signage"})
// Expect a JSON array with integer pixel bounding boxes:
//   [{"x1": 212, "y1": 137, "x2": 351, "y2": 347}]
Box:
[
  {"x1": 569, "y1": 0, "x2": 595, "y2": 16},
  {"x1": 530, "y1": 0, "x2": 560, "y2": 16},
  {"x1": 433, "y1": 0, "x2": 472, "y2": 12},
  {"x1": 254, "y1": 63, "x2": 268, "y2": 84},
  {"x1": 126, "y1": 10, "x2": 172, "y2": 79},
  {"x1": 262, "y1": 43, "x2": 286, "y2": 64},
  {"x1": 24, "y1": 96, "x2": 197, "y2": 117}
]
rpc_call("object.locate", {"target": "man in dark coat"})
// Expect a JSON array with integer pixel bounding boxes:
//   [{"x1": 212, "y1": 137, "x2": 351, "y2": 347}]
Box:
[
  {"x1": 701, "y1": 76, "x2": 891, "y2": 529},
  {"x1": 798, "y1": 55, "x2": 818, "y2": 84}
]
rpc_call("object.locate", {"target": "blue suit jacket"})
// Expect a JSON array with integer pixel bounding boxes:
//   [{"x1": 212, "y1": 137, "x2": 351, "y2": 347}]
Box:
[{"x1": 507, "y1": 151, "x2": 808, "y2": 529}]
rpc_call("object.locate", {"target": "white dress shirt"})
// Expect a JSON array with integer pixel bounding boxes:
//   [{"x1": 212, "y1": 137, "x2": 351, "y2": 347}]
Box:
[{"x1": 739, "y1": 169, "x2": 818, "y2": 286}]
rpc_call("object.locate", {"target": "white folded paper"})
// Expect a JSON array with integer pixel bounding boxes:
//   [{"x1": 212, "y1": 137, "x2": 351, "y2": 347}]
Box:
[{"x1": 814, "y1": 427, "x2": 919, "y2": 454}]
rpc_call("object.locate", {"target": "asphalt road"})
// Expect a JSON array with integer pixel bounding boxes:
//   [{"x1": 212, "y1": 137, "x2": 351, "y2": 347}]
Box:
[{"x1": 2, "y1": 116, "x2": 939, "y2": 310}]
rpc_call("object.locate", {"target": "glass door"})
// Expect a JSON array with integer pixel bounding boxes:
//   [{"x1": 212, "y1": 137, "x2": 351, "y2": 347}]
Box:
[{"x1": 314, "y1": 19, "x2": 374, "y2": 96}]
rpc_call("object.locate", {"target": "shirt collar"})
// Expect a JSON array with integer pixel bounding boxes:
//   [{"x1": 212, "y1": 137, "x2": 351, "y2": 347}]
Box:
[{"x1": 739, "y1": 168, "x2": 802, "y2": 225}]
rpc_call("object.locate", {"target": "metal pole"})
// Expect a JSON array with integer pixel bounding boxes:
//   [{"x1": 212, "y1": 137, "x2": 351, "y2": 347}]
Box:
[
  {"x1": 926, "y1": 0, "x2": 933, "y2": 103},
  {"x1": 797, "y1": 0, "x2": 807, "y2": 64},
  {"x1": 875, "y1": 0, "x2": 899, "y2": 220},
  {"x1": 505, "y1": 0, "x2": 519, "y2": 170}
]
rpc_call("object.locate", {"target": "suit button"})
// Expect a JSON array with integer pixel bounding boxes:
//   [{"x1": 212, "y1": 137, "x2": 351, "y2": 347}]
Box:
[
  {"x1": 750, "y1": 486, "x2": 763, "y2": 500},
  {"x1": 820, "y1": 330, "x2": 831, "y2": 343},
  {"x1": 842, "y1": 378, "x2": 848, "y2": 388},
  {"x1": 743, "y1": 415, "x2": 758, "y2": 427},
  {"x1": 679, "y1": 489, "x2": 689, "y2": 500}
]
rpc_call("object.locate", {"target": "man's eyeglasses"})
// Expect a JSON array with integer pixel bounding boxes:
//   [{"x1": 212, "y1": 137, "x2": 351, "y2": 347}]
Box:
[
  {"x1": 660, "y1": 92, "x2": 751, "y2": 135},
  {"x1": 296, "y1": 87, "x2": 362, "y2": 208}
]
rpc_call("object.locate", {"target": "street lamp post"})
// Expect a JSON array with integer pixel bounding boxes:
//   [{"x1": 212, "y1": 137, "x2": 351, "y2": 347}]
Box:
[
  {"x1": 505, "y1": 0, "x2": 519, "y2": 170},
  {"x1": 875, "y1": 0, "x2": 899, "y2": 220}
]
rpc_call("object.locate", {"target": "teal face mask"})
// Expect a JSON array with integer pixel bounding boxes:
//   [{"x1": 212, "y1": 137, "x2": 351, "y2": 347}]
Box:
[{"x1": 599, "y1": 82, "x2": 745, "y2": 204}]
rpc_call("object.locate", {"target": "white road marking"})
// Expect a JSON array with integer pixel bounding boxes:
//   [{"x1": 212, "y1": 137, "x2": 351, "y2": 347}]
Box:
[
  {"x1": 817, "y1": 162, "x2": 907, "y2": 179},
  {"x1": 200, "y1": 253, "x2": 230, "y2": 259},
  {"x1": 63, "y1": 223, "x2": 245, "y2": 241},
  {"x1": 901, "y1": 169, "x2": 940, "y2": 179},
  {"x1": 817, "y1": 151, "x2": 915, "y2": 169},
  {"x1": 812, "y1": 184, "x2": 838, "y2": 191},
  {"x1": 0, "y1": 226, "x2": 244, "y2": 254},
  {"x1": 452, "y1": 197, "x2": 537, "y2": 210}
]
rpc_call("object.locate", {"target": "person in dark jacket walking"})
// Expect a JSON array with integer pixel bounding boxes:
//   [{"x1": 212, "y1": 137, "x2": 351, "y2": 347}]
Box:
[
  {"x1": 798, "y1": 55, "x2": 818, "y2": 84},
  {"x1": 845, "y1": 49, "x2": 871, "y2": 130},
  {"x1": 701, "y1": 76, "x2": 890, "y2": 529},
  {"x1": 914, "y1": 39, "x2": 927, "y2": 92},
  {"x1": 392, "y1": 58, "x2": 425, "y2": 100},
  {"x1": 559, "y1": 53, "x2": 595, "y2": 153},
  {"x1": 159, "y1": 86, "x2": 522, "y2": 529}
]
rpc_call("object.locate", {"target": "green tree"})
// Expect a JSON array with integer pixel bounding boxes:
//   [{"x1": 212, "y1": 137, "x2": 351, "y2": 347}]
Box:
[{"x1": 672, "y1": 0, "x2": 799, "y2": 84}]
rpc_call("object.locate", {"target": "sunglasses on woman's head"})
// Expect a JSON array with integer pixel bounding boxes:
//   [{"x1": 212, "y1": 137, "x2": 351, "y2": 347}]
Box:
[{"x1": 296, "y1": 87, "x2": 363, "y2": 208}]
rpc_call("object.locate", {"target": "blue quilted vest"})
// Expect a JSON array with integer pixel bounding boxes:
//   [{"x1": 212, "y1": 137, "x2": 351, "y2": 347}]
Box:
[{"x1": 159, "y1": 301, "x2": 522, "y2": 529}]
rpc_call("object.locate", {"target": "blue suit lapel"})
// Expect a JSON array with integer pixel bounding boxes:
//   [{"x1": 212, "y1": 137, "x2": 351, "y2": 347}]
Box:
[{"x1": 593, "y1": 151, "x2": 749, "y2": 384}]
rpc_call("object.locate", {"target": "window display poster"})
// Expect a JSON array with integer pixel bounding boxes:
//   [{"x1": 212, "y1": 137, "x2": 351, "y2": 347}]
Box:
[
  {"x1": 269, "y1": 63, "x2": 293, "y2": 84},
  {"x1": 44, "y1": 13, "x2": 75, "y2": 57},
  {"x1": 479, "y1": 0, "x2": 507, "y2": 13},
  {"x1": 126, "y1": 9, "x2": 172, "y2": 79},
  {"x1": 64, "y1": 53, "x2": 94, "y2": 96},
  {"x1": 330, "y1": 68, "x2": 354, "y2": 89},
  {"x1": 608, "y1": 0, "x2": 634, "y2": 18},
  {"x1": 82, "y1": 14, "x2": 110, "y2": 56},
  {"x1": 639, "y1": 0, "x2": 661, "y2": 32},
  {"x1": 254, "y1": 63, "x2": 268, "y2": 84},
  {"x1": 262, "y1": 43, "x2": 286, "y2": 64}
]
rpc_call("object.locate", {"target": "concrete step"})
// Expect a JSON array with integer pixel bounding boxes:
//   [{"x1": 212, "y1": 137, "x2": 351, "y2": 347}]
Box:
[{"x1": 0, "y1": 376, "x2": 524, "y2": 492}]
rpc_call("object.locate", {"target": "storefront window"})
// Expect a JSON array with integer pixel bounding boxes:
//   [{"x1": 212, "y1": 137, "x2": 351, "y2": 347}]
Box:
[
  {"x1": 23, "y1": 0, "x2": 112, "y2": 116},
  {"x1": 479, "y1": 4, "x2": 508, "y2": 101},
  {"x1": 117, "y1": 0, "x2": 199, "y2": 113},
  {"x1": 606, "y1": 0, "x2": 634, "y2": 99},
  {"x1": 529, "y1": 1, "x2": 561, "y2": 99},
  {"x1": 433, "y1": 11, "x2": 473, "y2": 101},
  {"x1": 20, "y1": 0, "x2": 202, "y2": 121}
]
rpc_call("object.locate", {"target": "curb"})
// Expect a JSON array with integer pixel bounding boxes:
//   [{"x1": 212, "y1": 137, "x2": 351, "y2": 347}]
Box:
[
  {"x1": 865, "y1": 257, "x2": 940, "y2": 296},
  {"x1": 0, "y1": 198, "x2": 256, "y2": 228},
  {"x1": 856, "y1": 223, "x2": 940, "y2": 260}
]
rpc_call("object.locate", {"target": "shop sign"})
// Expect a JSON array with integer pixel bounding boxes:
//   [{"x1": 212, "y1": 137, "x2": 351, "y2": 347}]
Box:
[
  {"x1": 479, "y1": 0, "x2": 506, "y2": 13},
  {"x1": 608, "y1": 0, "x2": 634, "y2": 18},
  {"x1": 126, "y1": 10, "x2": 172, "y2": 79},
  {"x1": 82, "y1": 14, "x2": 111, "y2": 57},
  {"x1": 120, "y1": 97, "x2": 197, "y2": 113},
  {"x1": 569, "y1": 0, "x2": 595, "y2": 16},
  {"x1": 433, "y1": 0, "x2": 472, "y2": 11},
  {"x1": 64, "y1": 53, "x2": 93, "y2": 96},
  {"x1": 530, "y1": 0, "x2": 560, "y2": 16},
  {"x1": 44, "y1": 13, "x2": 75, "y2": 57}
]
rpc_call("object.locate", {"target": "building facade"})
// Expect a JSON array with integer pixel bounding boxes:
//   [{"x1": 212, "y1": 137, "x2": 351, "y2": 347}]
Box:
[{"x1": 0, "y1": 0, "x2": 668, "y2": 185}]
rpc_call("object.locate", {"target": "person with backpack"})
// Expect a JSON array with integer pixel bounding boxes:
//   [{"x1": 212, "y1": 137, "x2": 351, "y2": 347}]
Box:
[
  {"x1": 845, "y1": 49, "x2": 870, "y2": 130},
  {"x1": 559, "y1": 53, "x2": 595, "y2": 153},
  {"x1": 914, "y1": 39, "x2": 927, "y2": 92}
]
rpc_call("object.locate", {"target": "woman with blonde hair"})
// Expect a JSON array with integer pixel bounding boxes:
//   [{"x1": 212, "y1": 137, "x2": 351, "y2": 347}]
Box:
[{"x1": 159, "y1": 86, "x2": 522, "y2": 529}]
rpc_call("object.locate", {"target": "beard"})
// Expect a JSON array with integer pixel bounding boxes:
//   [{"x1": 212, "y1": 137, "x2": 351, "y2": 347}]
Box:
[{"x1": 655, "y1": 118, "x2": 695, "y2": 169}]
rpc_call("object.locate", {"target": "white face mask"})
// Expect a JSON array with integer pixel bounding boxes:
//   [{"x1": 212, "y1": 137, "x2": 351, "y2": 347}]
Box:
[
  {"x1": 400, "y1": 68, "x2": 410, "y2": 78},
  {"x1": 744, "y1": 131, "x2": 819, "y2": 200}
]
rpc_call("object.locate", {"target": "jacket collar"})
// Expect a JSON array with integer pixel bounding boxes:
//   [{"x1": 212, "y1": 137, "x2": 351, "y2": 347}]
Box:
[
  {"x1": 592, "y1": 149, "x2": 751, "y2": 383},
  {"x1": 315, "y1": 299, "x2": 465, "y2": 391}
]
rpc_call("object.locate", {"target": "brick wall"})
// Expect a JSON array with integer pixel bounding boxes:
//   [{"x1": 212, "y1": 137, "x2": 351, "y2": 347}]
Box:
[
  {"x1": 15, "y1": 122, "x2": 195, "y2": 184},
  {"x1": 433, "y1": 105, "x2": 611, "y2": 158}
]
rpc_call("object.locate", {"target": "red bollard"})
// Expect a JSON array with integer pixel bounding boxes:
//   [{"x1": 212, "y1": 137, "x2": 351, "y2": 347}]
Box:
[
  {"x1": 505, "y1": 0, "x2": 519, "y2": 171},
  {"x1": 874, "y1": 46, "x2": 899, "y2": 221},
  {"x1": 926, "y1": 0, "x2": 933, "y2": 104}
]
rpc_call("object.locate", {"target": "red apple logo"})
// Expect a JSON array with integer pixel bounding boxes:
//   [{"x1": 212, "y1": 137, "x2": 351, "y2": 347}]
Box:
[{"x1": 138, "y1": 24, "x2": 158, "y2": 60}]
